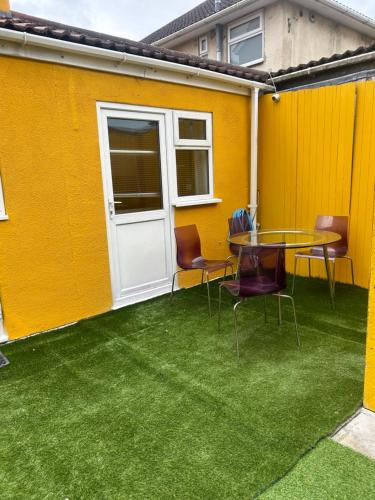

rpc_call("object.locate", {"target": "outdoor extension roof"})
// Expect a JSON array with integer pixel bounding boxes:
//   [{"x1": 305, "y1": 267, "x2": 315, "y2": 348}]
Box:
[
  {"x1": 142, "y1": 0, "x2": 375, "y2": 46},
  {"x1": 0, "y1": 10, "x2": 267, "y2": 83}
]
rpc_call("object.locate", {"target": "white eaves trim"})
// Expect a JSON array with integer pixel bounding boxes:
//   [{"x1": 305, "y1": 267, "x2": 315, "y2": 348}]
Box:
[
  {"x1": 153, "y1": 0, "x2": 375, "y2": 48},
  {"x1": 271, "y1": 49, "x2": 375, "y2": 83},
  {"x1": 0, "y1": 28, "x2": 272, "y2": 95}
]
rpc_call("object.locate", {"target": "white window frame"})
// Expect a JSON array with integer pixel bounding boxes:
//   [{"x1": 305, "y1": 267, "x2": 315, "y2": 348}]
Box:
[
  {"x1": 171, "y1": 110, "x2": 216, "y2": 205},
  {"x1": 0, "y1": 173, "x2": 8, "y2": 220},
  {"x1": 199, "y1": 35, "x2": 208, "y2": 57},
  {"x1": 227, "y1": 11, "x2": 264, "y2": 67}
]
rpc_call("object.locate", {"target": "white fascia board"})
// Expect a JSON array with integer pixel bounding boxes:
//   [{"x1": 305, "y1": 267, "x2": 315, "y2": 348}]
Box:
[
  {"x1": 0, "y1": 28, "x2": 272, "y2": 94},
  {"x1": 271, "y1": 50, "x2": 375, "y2": 83},
  {"x1": 153, "y1": 0, "x2": 375, "y2": 48}
]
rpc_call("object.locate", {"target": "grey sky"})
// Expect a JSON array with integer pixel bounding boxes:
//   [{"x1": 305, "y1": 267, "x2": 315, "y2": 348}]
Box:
[{"x1": 11, "y1": 0, "x2": 375, "y2": 41}]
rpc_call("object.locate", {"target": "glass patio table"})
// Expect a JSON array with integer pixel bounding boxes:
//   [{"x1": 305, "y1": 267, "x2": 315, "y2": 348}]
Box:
[{"x1": 228, "y1": 229, "x2": 342, "y2": 307}]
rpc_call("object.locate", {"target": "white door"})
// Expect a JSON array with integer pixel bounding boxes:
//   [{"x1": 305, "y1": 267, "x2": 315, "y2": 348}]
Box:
[{"x1": 99, "y1": 108, "x2": 173, "y2": 308}]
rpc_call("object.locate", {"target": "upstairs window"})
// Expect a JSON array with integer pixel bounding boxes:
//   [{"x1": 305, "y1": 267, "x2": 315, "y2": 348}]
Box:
[
  {"x1": 199, "y1": 35, "x2": 208, "y2": 58},
  {"x1": 228, "y1": 12, "x2": 263, "y2": 66}
]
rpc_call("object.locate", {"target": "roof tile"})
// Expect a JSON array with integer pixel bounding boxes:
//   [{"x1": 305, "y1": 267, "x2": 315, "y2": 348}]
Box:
[{"x1": 0, "y1": 11, "x2": 267, "y2": 82}]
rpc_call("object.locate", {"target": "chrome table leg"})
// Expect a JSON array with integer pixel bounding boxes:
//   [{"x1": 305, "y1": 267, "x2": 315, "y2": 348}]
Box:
[{"x1": 323, "y1": 245, "x2": 335, "y2": 309}]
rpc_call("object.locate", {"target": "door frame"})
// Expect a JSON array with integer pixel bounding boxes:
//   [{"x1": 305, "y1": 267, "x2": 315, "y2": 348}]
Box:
[{"x1": 96, "y1": 102, "x2": 178, "y2": 309}]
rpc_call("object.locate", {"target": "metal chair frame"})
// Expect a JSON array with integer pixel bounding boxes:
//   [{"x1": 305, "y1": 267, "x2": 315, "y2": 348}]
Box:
[
  {"x1": 292, "y1": 252, "x2": 355, "y2": 296},
  {"x1": 218, "y1": 246, "x2": 300, "y2": 360},
  {"x1": 171, "y1": 261, "x2": 233, "y2": 317}
]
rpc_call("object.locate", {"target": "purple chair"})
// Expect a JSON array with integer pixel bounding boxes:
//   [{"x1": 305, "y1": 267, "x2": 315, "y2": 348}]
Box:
[
  {"x1": 172, "y1": 225, "x2": 234, "y2": 316},
  {"x1": 218, "y1": 245, "x2": 300, "y2": 359},
  {"x1": 292, "y1": 215, "x2": 354, "y2": 295}
]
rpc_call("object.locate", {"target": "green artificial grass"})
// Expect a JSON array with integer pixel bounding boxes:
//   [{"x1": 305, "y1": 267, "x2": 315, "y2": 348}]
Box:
[
  {"x1": 0, "y1": 276, "x2": 368, "y2": 499},
  {"x1": 261, "y1": 439, "x2": 375, "y2": 499}
]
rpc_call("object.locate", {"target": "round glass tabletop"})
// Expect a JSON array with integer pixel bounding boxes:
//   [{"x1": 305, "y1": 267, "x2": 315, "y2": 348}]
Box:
[{"x1": 228, "y1": 229, "x2": 342, "y2": 249}]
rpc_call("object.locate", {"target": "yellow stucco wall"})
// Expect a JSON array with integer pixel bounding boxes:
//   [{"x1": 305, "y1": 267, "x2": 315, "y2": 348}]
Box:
[
  {"x1": 0, "y1": 0, "x2": 10, "y2": 12},
  {"x1": 0, "y1": 55, "x2": 250, "y2": 340}
]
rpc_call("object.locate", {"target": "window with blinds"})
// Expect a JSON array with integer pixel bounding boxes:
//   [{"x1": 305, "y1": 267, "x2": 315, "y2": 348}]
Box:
[
  {"x1": 107, "y1": 118, "x2": 163, "y2": 214},
  {"x1": 173, "y1": 111, "x2": 213, "y2": 202}
]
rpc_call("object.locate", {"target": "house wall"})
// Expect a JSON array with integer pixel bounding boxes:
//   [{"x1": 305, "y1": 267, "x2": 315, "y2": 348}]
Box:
[
  {"x1": 166, "y1": 0, "x2": 373, "y2": 72},
  {"x1": 258, "y1": 81, "x2": 375, "y2": 289},
  {"x1": 0, "y1": 55, "x2": 251, "y2": 341}
]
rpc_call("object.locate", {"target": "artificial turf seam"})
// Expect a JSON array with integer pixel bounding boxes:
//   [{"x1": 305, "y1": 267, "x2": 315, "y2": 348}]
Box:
[{"x1": 253, "y1": 404, "x2": 363, "y2": 499}]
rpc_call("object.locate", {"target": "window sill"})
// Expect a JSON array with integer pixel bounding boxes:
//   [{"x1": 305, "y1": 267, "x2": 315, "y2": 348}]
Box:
[
  {"x1": 0, "y1": 214, "x2": 9, "y2": 221},
  {"x1": 172, "y1": 198, "x2": 222, "y2": 208}
]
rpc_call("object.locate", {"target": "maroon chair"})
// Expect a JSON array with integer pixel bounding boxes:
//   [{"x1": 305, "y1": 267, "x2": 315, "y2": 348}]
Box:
[
  {"x1": 292, "y1": 215, "x2": 354, "y2": 294},
  {"x1": 218, "y1": 245, "x2": 300, "y2": 359},
  {"x1": 228, "y1": 215, "x2": 252, "y2": 257},
  {"x1": 172, "y1": 225, "x2": 234, "y2": 316}
]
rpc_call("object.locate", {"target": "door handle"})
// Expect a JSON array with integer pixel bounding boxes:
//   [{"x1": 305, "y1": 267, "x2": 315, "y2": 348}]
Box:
[
  {"x1": 108, "y1": 200, "x2": 122, "y2": 219},
  {"x1": 108, "y1": 200, "x2": 115, "y2": 219}
]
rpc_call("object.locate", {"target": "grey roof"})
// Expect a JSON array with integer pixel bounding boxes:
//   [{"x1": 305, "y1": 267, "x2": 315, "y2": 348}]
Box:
[
  {"x1": 271, "y1": 41, "x2": 375, "y2": 79},
  {"x1": 0, "y1": 11, "x2": 267, "y2": 83},
  {"x1": 142, "y1": 0, "x2": 240, "y2": 44}
]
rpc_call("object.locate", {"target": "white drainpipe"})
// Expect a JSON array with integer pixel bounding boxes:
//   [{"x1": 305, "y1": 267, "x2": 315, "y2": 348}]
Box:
[{"x1": 250, "y1": 87, "x2": 259, "y2": 226}]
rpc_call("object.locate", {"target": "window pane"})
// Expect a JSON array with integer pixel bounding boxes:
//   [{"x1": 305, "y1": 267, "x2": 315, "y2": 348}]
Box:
[
  {"x1": 200, "y1": 38, "x2": 207, "y2": 52},
  {"x1": 229, "y1": 33, "x2": 263, "y2": 65},
  {"x1": 230, "y1": 17, "x2": 260, "y2": 39},
  {"x1": 107, "y1": 118, "x2": 163, "y2": 214},
  {"x1": 176, "y1": 150, "x2": 209, "y2": 197},
  {"x1": 178, "y1": 118, "x2": 207, "y2": 140},
  {"x1": 108, "y1": 118, "x2": 159, "y2": 151}
]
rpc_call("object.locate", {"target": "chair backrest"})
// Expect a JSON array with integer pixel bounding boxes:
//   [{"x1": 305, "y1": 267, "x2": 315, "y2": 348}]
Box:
[
  {"x1": 174, "y1": 225, "x2": 202, "y2": 268},
  {"x1": 238, "y1": 245, "x2": 286, "y2": 296},
  {"x1": 315, "y1": 215, "x2": 348, "y2": 246}
]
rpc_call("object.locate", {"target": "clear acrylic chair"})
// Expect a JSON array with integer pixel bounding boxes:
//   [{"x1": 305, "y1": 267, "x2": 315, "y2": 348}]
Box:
[{"x1": 218, "y1": 245, "x2": 300, "y2": 359}]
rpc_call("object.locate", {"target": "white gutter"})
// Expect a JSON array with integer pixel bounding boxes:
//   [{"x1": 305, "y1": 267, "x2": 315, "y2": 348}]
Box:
[
  {"x1": 0, "y1": 27, "x2": 272, "y2": 91},
  {"x1": 271, "y1": 49, "x2": 375, "y2": 84},
  {"x1": 249, "y1": 88, "x2": 259, "y2": 225}
]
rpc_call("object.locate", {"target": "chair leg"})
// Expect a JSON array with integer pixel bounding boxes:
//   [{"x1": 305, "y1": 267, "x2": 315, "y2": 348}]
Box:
[
  {"x1": 201, "y1": 269, "x2": 205, "y2": 285},
  {"x1": 347, "y1": 256, "x2": 355, "y2": 285},
  {"x1": 292, "y1": 255, "x2": 299, "y2": 295},
  {"x1": 263, "y1": 296, "x2": 267, "y2": 323},
  {"x1": 277, "y1": 294, "x2": 301, "y2": 348},
  {"x1": 218, "y1": 284, "x2": 222, "y2": 332},
  {"x1": 277, "y1": 293, "x2": 282, "y2": 326},
  {"x1": 171, "y1": 270, "x2": 184, "y2": 297},
  {"x1": 332, "y1": 258, "x2": 336, "y2": 296},
  {"x1": 233, "y1": 300, "x2": 242, "y2": 360},
  {"x1": 206, "y1": 271, "x2": 212, "y2": 317}
]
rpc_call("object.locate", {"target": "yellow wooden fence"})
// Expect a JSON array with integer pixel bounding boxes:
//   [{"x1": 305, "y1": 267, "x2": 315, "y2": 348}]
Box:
[{"x1": 258, "y1": 82, "x2": 375, "y2": 288}]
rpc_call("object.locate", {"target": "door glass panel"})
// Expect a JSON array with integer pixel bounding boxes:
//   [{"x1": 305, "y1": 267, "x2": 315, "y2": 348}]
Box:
[
  {"x1": 108, "y1": 118, "x2": 163, "y2": 214},
  {"x1": 176, "y1": 150, "x2": 209, "y2": 197},
  {"x1": 178, "y1": 118, "x2": 207, "y2": 140}
]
